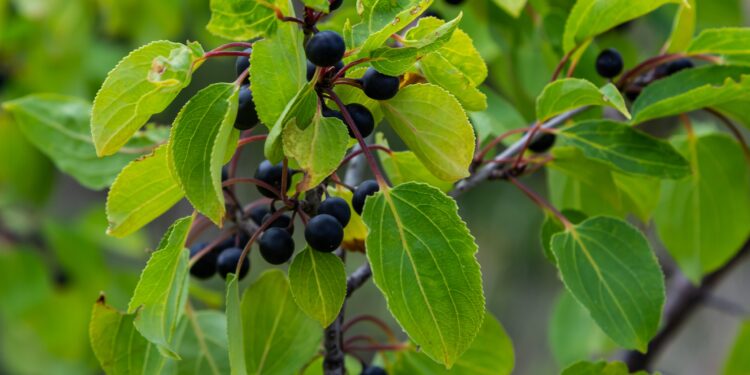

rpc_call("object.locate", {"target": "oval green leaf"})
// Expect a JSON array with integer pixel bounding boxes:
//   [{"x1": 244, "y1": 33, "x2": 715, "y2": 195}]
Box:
[
  {"x1": 352, "y1": 0, "x2": 433, "y2": 57},
  {"x1": 226, "y1": 275, "x2": 247, "y2": 375},
  {"x1": 128, "y1": 216, "x2": 194, "y2": 358},
  {"x1": 654, "y1": 134, "x2": 750, "y2": 283},
  {"x1": 168, "y1": 83, "x2": 239, "y2": 225},
  {"x1": 687, "y1": 28, "x2": 750, "y2": 55},
  {"x1": 381, "y1": 84, "x2": 475, "y2": 181},
  {"x1": 241, "y1": 270, "x2": 323, "y2": 375},
  {"x1": 173, "y1": 310, "x2": 230, "y2": 375},
  {"x1": 288, "y1": 247, "x2": 347, "y2": 327},
  {"x1": 362, "y1": 182, "x2": 485, "y2": 367},
  {"x1": 550, "y1": 216, "x2": 665, "y2": 352},
  {"x1": 92, "y1": 41, "x2": 203, "y2": 156},
  {"x1": 558, "y1": 120, "x2": 689, "y2": 179},
  {"x1": 536, "y1": 79, "x2": 630, "y2": 122},
  {"x1": 207, "y1": 0, "x2": 277, "y2": 41}
]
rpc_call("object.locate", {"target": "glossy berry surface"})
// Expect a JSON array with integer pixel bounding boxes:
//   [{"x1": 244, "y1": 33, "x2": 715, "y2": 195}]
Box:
[
  {"x1": 595, "y1": 48, "x2": 624, "y2": 78},
  {"x1": 658, "y1": 58, "x2": 694, "y2": 77},
  {"x1": 329, "y1": 0, "x2": 343, "y2": 11},
  {"x1": 305, "y1": 31, "x2": 346, "y2": 67},
  {"x1": 189, "y1": 242, "x2": 217, "y2": 279},
  {"x1": 362, "y1": 68, "x2": 400, "y2": 100},
  {"x1": 318, "y1": 197, "x2": 351, "y2": 227},
  {"x1": 221, "y1": 166, "x2": 229, "y2": 182},
  {"x1": 259, "y1": 227, "x2": 295, "y2": 265},
  {"x1": 217, "y1": 247, "x2": 249, "y2": 280},
  {"x1": 249, "y1": 205, "x2": 270, "y2": 226},
  {"x1": 305, "y1": 214, "x2": 344, "y2": 252},
  {"x1": 528, "y1": 133, "x2": 556, "y2": 153},
  {"x1": 235, "y1": 48, "x2": 252, "y2": 80},
  {"x1": 235, "y1": 85, "x2": 258, "y2": 130},
  {"x1": 444, "y1": 0, "x2": 464, "y2": 4},
  {"x1": 262, "y1": 213, "x2": 294, "y2": 234},
  {"x1": 361, "y1": 366, "x2": 387, "y2": 375},
  {"x1": 352, "y1": 180, "x2": 380, "y2": 215},
  {"x1": 254, "y1": 160, "x2": 284, "y2": 198},
  {"x1": 345, "y1": 103, "x2": 375, "y2": 138},
  {"x1": 218, "y1": 232, "x2": 250, "y2": 251},
  {"x1": 323, "y1": 106, "x2": 345, "y2": 122}
]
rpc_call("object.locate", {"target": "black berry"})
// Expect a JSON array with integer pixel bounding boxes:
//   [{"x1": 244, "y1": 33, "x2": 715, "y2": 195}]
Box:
[
  {"x1": 595, "y1": 48, "x2": 623, "y2": 79},
  {"x1": 249, "y1": 205, "x2": 270, "y2": 226},
  {"x1": 362, "y1": 366, "x2": 387, "y2": 375},
  {"x1": 528, "y1": 133, "x2": 556, "y2": 153},
  {"x1": 305, "y1": 31, "x2": 346, "y2": 67},
  {"x1": 323, "y1": 106, "x2": 345, "y2": 122},
  {"x1": 307, "y1": 60, "x2": 344, "y2": 81},
  {"x1": 362, "y1": 68, "x2": 400, "y2": 100},
  {"x1": 305, "y1": 214, "x2": 344, "y2": 252},
  {"x1": 352, "y1": 180, "x2": 380, "y2": 215},
  {"x1": 235, "y1": 48, "x2": 252, "y2": 80},
  {"x1": 318, "y1": 197, "x2": 351, "y2": 227},
  {"x1": 657, "y1": 58, "x2": 694, "y2": 77},
  {"x1": 189, "y1": 242, "x2": 218, "y2": 279},
  {"x1": 218, "y1": 232, "x2": 251, "y2": 251},
  {"x1": 345, "y1": 103, "x2": 375, "y2": 138},
  {"x1": 421, "y1": 10, "x2": 442, "y2": 19},
  {"x1": 445, "y1": 0, "x2": 464, "y2": 5},
  {"x1": 217, "y1": 247, "x2": 250, "y2": 280},
  {"x1": 235, "y1": 85, "x2": 259, "y2": 130},
  {"x1": 254, "y1": 160, "x2": 284, "y2": 198},
  {"x1": 221, "y1": 165, "x2": 229, "y2": 182},
  {"x1": 262, "y1": 213, "x2": 294, "y2": 234},
  {"x1": 329, "y1": 0, "x2": 343, "y2": 11},
  {"x1": 259, "y1": 227, "x2": 295, "y2": 264}
]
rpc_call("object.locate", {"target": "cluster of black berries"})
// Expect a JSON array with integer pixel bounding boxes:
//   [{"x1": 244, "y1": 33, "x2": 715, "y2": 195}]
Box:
[
  {"x1": 234, "y1": 49, "x2": 260, "y2": 131},
  {"x1": 189, "y1": 232, "x2": 251, "y2": 280}
]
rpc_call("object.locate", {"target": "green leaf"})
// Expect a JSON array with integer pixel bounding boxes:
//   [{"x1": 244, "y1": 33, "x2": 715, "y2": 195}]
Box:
[
  {"x1": 92, "y1": 41, "x2": 203, "y2": 156},
  {"x1": 381, "y1": 84, "x2": 475, "y2": 181},
  {"x1": 173, "y1": 310, "x2": 230, "y2": 375},
  {"x1": 302, "y1": 356, "x2": 362, "y2": 374},
  {"x1": 369, "y1": 14, "x2": 462, "y2": 76},
  {"x1": 549, "y1": 290, "x2": 614, "y2": 367},
  {"x1": 282, "y1": 112, "x2": 348, "y2": 193},
  {"x1": 562, "y1": 0, "x2": 684, "y2": 53},
  {"x1": 540, "y1": 210, "x2": 587, "y2": 264},
  {"x1": 551, "y1": 216, "x2": 665, "y2": 352},
  {"x1": 388, "y1": 311, "x2": 514, "y2": 375},
  {"x1": 2, "y1": 94, "x2": 159, "y2": 190},
  {"x1": 723, "y1": 320, "x2": 750, "y2": 375},
  {"x1": 469, "y1": 87, "x2": 527, "y2": 144},
  {"x1": 226, "y1": 275, "x2": 247, "y2": 375},
  {"x1": 128, "y1": 216, "x2": 194, "y2": 358},
  {"x1": 614, "y1": 172, "x2": 661, "y2": 223},
  {"x1": 631, "y1": 65, "x2": 750, "y2": 124},
  {"x1": 687, "y1": 28, "x2": 750, "y2": 55},
  {"x1": 90, "y1": 296, "x2": 166, "y2": 375},
  {"x1": 376, "y1": 133, "x2": 454, "y2": 193},
  {"x1": 413, "y1": 20, "x2": 488, "y2": 111},
  {"x1": 536, "y1": 79, "x2": 630, "y2": 122},
  {"x1": 654, "y1": 134, "x2": 750, "y2": 283},
  {"x1": 492, "y1": 0, "x2": 527, "y2": 18},
  {"x1": 362, "y1": 182, "x2": 485, "y2": 367},
  {"x1": 106, "y1": 145, "x2": 184, "y2": 238},
  {"x1": 558, "y1": 120, "x2": 689, "y2": 178},
  {"x1": 288, "y1": 248, "x2": 347, "y2": 327},
  {"x1": 242, "y1": 270, "x2": 323, "y2": 375},
  {"x1": 265, "y1": 80, "x2": 319, "y2": 163},
  {"x1": 301, "y1": 0, "x2": 329, "y2": 12},
  {"x1": 206, "y1": 0, "x2": 277, "y2": 40},
  {"x1": 168, "y1": 83, "x2": 239, "y2": 225},
  {"x1": 352, "y1": 0, "x2": 434, "y2": 57},
  {"x1": 665, "y1": 0, "x2": 696, "y2": 53},
  {"x1": 561, "y1": 360, "x2": 649, "y2": 375},
  {"x1": 250, "y1": 6, "x2": 306, "y2": 129}
]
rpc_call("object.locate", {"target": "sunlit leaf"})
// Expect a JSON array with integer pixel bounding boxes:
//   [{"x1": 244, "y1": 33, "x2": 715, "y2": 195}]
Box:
[
  {"x1": 536, "y1": 79, "x2": 630, "y2": 121},
  {"x1": 288, "y1": 248, "x2": 347, "y2": 327},
  {"x1": 687, "y1": 28, "x2": 750, "y2": 55},
  {"x1": 207, "y1": 0, "x2": 277, "y2": 41},
  {"x1": 352, "y1": 0, "x2": 433, "y2": 57},
  {"x1": 173, "y1": 310, "x2": 230, "y2": 375}
]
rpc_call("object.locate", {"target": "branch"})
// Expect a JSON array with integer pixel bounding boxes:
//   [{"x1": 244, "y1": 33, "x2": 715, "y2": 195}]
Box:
[{"x1": 622, "y1": 237, "x2": 750, "y2": 371}]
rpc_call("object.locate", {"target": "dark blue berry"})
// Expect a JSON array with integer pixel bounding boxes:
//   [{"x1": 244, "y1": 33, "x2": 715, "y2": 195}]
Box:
[
  {"x1": 595, "y1": 48, "x2": 623, "y2": 79},
  {"x1": 235, "y1": 85, "x2": 258, "y2": 130},
  {"x1": 362, "y1": 68, "x2": 400, "y2": 100},
  {"x1": 318, "y1": 197, "x2": 351, "y2": 227},
  {"x1": 249, "y1": 205, "x2": 270, "y2": 226},
  {"x1": 329, "y1": 0, "x2": 343, "y2": 11},
  {"x1": 528, "y1": 133, "x2": 556, "y2": 153},
  {"x1": 189, "y1": 242, "x2": 218, "y2": 279},
  {"x1": 352, "y1": 180, "x2": 380, "y2": 215},
  {"x1": 306, "y1": 31, "x2": 346, "y2": 67},
  {"x1": 345, "y1": 103, "x2": 375, "y2": 138},
  {"x1": 217, "y1": 247, "x2": 249, "y2": 280},
  {"x1": 254, "y1": 160, "x2": 284, "y2": 198},
  {"x1": 361, "y1": 366, "x2": 387, "y2": 375},
  {"x1": 262, "y1": 213, "x2": 294, "y2": 234},
  {"x1": 235, "y1": 48, "x2": 252, "y2": 80},
  {"x1": 305, "y1": 214, "x2": 344, "y2": 252},
  {"x1": 259, "y1": 227, "x2": 295, "y2": 264}
]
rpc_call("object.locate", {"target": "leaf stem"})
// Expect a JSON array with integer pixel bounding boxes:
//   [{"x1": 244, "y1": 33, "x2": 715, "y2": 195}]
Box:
[
  {"x1": 507, "y1": 176, "x2": 572, "y2": 229},
  {"x1": 222, "y1": 177, "x2": 282, "y2": 200},
  {"x1": 331, "y1": 58, "x2": 372, "y2": 82},
  {"x1": 550, "y1": 44, "x2": 580, "y2": 82},
  {"x1": 236, "y1": 134, "x2": 267, "y2": 148},
  {"x1": 188, "y1": 229, "x2": 237, "y2": 267},
  {"x1": 235, "y1": 207, "x2": 288, "y2": 275},
  {"x1": 325, "y1": 89, "x2": 389, "y2": 187},
  {"x1": 704, "y1": 108, "x2": 750, "y2": 162},
  {"x1": 338, "y1": 145, "x2": 392, "y2": 168}
]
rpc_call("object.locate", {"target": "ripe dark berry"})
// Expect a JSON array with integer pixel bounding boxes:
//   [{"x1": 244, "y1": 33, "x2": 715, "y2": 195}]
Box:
[
  {"x1": 218, "y1": 232, "x2": 251, "y2": 251},
  {"x1": 189, "y1": 243, "x2": 217, "y2": 279},
  {"x1": 221, "y1": 166, "x2": 229, "y2": 182},
  {"x1": 323, "y1": 106, "x2": 345, "y2": 122},
  {"x1": 235, "y1": 48, "x2": 252, "y2": 80},
  {"x1": 329, "y1": 0, "x2": 343, "y2": 11},
  {"x1": 254, "y1": 160, "x2": 284, "y2": 198},
  {"x1": 262, "y1": 213, "x2": 294, "y2": 234},
  {"x1": 445, "y1": 0, "x2": 464, "y2": 5},
  {"x1": 657, "y1": 58, "x2": 694, "y2": 77},
  {"x1": 352, "y1": 180, "x2": 380, "y2": 215},
  {"x1": 249, "y1": 205, "x2": 270, "y2": 226},
  {"x1": 307, "y1": 60, "x2": 344, "y2": 81},
  {"x1": 345, "y1": 103, "x2": 375, "y2": 138},
  {"x1": 259, "y1": 227, "x2": 295, "y2": 264},
  {"x1": 217, "y1": 247, "x2": 249, "y2": 280},
  {"x1": 305, "y1": 214, "x2": 344, "y2": 252},
  {"x1": 362, "y1": 366, "x2": 387, "y2": 375},
  {"x1": 362, "y1": 68, "x2": 400, "y2": 100},
  {"x1": 528, "y1": 133, "x2": 556, "y2": 153},
  {"x1": 595, "y1": 48, "x2": 623, "y2": 79},
  {"x1": 421, "y1": 10, "x2": 442, "y2": 19},
  {"x1": 235, "y1": 85, "x2": 259, "y2": 130},
  {"x1": 318, "y1": 197, "x2": 351, "y2": 227},
  {"x1": 305, "y1": 31, "x2": 346, "y2": 67}
]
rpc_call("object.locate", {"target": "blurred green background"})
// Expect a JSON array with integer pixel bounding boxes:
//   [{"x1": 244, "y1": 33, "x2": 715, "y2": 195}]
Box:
[{"x1": 1, "y1": 0, "x2": 749, "y2": 374}]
